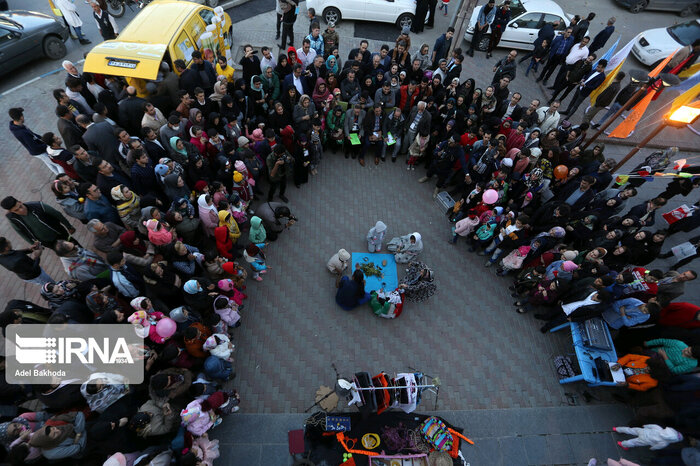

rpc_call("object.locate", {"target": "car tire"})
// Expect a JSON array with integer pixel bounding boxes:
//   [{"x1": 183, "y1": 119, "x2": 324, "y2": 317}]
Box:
[
  {"x1": 396, "y1": 13, "x2": 414, "y2": 30},
  {"x1": 679, "y1": 4, "x2": 698, "y2": 16},
  {"x1": 629, "y1": 0, "x2": 648, "y2": 13},
  {"x1": 106, "y1": 0, "x2": 126, "y2": 18},
  {"x1": 323, "y1": 7, "x2": 341, "y2": 25},
  {"x1": 43, "y1": 35, "x2": 67, "y2": 60},
  {"x1": 477, "y1": 34, "x2": 491, "y2": 52}
]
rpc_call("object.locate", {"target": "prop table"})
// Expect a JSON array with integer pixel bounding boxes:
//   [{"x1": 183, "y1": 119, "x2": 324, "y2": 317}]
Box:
[
  {"x1": 351, "y1": 253, "x2": 399, "y2": 292},
  {"x1": 550, "y1": 321, "x2": 620, "y2": 387}
]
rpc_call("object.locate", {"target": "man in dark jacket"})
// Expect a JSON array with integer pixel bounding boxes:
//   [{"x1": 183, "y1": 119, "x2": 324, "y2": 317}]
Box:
[
  {"x1": 589, "y1": 17, "x2": 615, "y2": 54},
  {"x1": 554, "y1": 175, "x2": 597, "y2": 210},
  {"x1": 77, "y1": 115, "x2": 121, "y2": 166},
  {"x1": 487, "y1": 0, "x2": 511, "y2": 58},
  {"x1": 594, "y1": 78, "x2": 645, "y2": 128},
  {"x1": 361, "y1": 104, "x2": 386, "y2": 166},
  {"x1": 492, "y1": 50, "x2": 517, "y2": 84},
  {"x1": 519, "y1": 19, "x2": 559, "y2": 63},
  {"x1": 583, "y1": 71, "x2": 624, "y2": 125},
  {"x1": 572, "y1": 12, "x2": 595, "y2": 44},
  {"x1": 1, "y1": 197, "x2": 75, "y2": 248},
  {"x1": 8, "y1": 107, "x2": 47, "y2": 156},
  {"x1": 549, "y1": 54, "x2": 595, "y2": 105},
  {"x1": 56, "y1": 105, "x2": 85, "y2": 150},
  {"x1": 118, "y1": 87, "x2": 148, "y2": 136},
  {"x1": 189, "y1": 50, "x2": 217, "y2": 95},
  {"x1": 561, "y1": 60, "x2": 607, "y2": 116},
  {"x1": 431, "y1": 27, "x2": 454, "y2": 68},
  {"x1": 0, "y1": 237, "x2": 53, "y2": 285},
  {"x1": 537, "y1": 27, "x2": 574, "y2": 85},
  {"x1": 175, "y1": 59, "x2": 202, "y2": 97}
]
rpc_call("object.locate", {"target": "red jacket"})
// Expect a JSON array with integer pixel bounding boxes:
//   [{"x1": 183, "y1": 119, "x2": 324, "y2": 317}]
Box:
[
  {"x1": 397, "y1": 85, "x2": 419, "y2": 112},
  {"x1": 215, "y1": 226, "x2": 233, "y2": 259},
  {"x1": 660, "y1": 302, "x2": 700, "y2": 329}
]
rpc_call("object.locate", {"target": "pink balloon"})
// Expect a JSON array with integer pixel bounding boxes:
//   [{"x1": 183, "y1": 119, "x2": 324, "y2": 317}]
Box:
[
  {"x1": 482, "y1": 189, "x2": 499, "y2": 205},
  {"x1": 155, "y1": 317, "x2": 177, "y2": 338}
]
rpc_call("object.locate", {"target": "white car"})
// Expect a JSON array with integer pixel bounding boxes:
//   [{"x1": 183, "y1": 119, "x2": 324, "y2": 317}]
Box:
[
  {"x1": 464, "y1": 0, "x2": 574, "y2": 52},
  {"x1": 306, "y1": 0, "x2": 417, "y2": 30},
  {"x1": 632, "y1": 19, "x2": 700, "y2": 67}
]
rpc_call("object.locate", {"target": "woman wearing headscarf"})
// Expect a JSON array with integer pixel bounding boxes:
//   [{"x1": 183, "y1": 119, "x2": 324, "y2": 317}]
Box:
[
  {"x1": 186, "y1": 108, "x2": 204, "y2": 135},
  {"x1": 366, "y1": 221, "x2": 388, "y2": 252},
  {"x1": 415, "y1": 44, "x2": 432, "y2": 70},
  {"x1": 274, "y1": 53, "x2": 292, "y2": 80},
  {"x1": 218, "y1": 210, "x2": 241, "y2": 244},
  {"x1": 259, "y1": 65, "x2": 281, "y2": 103},
  {"x1": 293, "y1": 94, "x2": 317, "y2": 135},
  {"x1": 325, "y1": 55, "x2": 339, "y2": 75},
  {"x1": 399, "y1": 261, "x2": 436, "y2": 302},
  {"x1": 311, "y1": 78, "x2": 331, "y2": 110},
  {"x1": 143, "y1": 219, "x2": 173, "y2": 247},
  {"x1": 335, "y1": 269, "x2": 371, "y2": 311},
  {"x1": 165, "y1": 210, "x2": 200, "y2": 246},
  {"x1": 162, "y1": 174, "x2": 192, "y2": 203},
  {"x1": 281, "y1": 85, "x2": 300, "y2": 116},
  {"x1": 387, "y1": 232, "x2": 424, "y2": 263},
  {"x1": 565, "y1": 214, "x2": 599, "y2": 248},
  {"x1": 197, "y1": 194, "x2": 219, "y2": 237},
  {"x1": 248, "y1": 75, "x2": 267, "y2": 123},
  {"x1": 169, "y1": 136, "x2": 198, "y2": 166},
  {"x1": 110, "y1": 185, "x2": 141, "y2": 231},
  {"x1": 28, "y1": 412, "x2": 87, "y2": 460},
  {"x1": 249, "y1": 216, "x2": 267, "y2": 244},
  {"x1": 269, "y1": 102, "x2": 293, "y2": 135}
]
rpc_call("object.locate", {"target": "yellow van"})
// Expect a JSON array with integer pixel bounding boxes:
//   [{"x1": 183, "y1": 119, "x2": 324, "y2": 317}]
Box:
[{"x1": 84, "y1": 0, "x2": 232, "y2": 82}]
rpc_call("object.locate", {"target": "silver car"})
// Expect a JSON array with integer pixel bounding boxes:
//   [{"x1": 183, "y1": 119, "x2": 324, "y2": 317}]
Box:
[{"x1": 0, "y1": 10, "x2": 69, "y2": 76}]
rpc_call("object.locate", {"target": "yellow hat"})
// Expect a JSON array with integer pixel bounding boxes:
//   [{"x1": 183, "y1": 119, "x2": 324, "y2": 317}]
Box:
[{"x1": 233, "y1": 171, "x2": 243, "y2": 183}]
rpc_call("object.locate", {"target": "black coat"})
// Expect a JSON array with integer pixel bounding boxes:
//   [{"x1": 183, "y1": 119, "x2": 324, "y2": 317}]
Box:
[
  {"x1": 118, "y1": 96, "x2": 148, "y2": 135},
  {"x1": 83, "y1": 121, "x2": 120, "y2": 166}
]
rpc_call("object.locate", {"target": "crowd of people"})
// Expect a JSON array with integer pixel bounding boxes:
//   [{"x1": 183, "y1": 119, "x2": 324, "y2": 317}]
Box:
[{"x1": 1, "y1": 0, "x2": 700, "y2": 463}]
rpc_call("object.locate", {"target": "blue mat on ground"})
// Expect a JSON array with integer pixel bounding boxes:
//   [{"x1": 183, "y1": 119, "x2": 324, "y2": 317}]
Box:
[{"x1": 351, "y1": 253, "x2": 398, "y2": 293}]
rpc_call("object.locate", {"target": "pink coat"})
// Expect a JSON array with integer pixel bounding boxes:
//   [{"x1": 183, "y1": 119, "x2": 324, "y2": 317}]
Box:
[
  {"x1": 199, "y1": 206, "x2": 219, "y2": 237},
  {"x1": 454, "y1": 216, "x2": 480, "y2": 237}
]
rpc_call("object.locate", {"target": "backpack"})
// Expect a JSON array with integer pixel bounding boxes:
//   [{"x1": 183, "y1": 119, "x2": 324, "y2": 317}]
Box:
[{"x1": 419, "y1": 416, "x2": 453, "y2": 451}]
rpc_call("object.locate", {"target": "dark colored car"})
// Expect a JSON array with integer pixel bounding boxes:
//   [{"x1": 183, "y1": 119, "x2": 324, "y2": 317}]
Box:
[
  {"x1": 0, "y1": 10, "x2": 69, "y2": 76},
  {"x1": 615, "y1": 0, "x2": 700, "y2": 16}
]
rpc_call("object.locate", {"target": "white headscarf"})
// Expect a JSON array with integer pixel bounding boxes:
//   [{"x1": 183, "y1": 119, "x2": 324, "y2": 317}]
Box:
[
  {"x1": 409, "y1": 232, "x2": 423, "y2": 251},
  {"x1": 197, "y1": 194, "x2": 217, "y2": 215}
]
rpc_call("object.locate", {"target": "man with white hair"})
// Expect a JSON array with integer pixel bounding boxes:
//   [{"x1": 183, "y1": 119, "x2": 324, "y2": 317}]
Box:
[
  {"x1": 90, "y1": 1, "x2": 118, "y2": 41},
  {"x1": 403, "y1": 101, "x2": 432, "y2": 155},
  {"x1": 55, "y1": 0, "x2": 91, "y2": 45}
]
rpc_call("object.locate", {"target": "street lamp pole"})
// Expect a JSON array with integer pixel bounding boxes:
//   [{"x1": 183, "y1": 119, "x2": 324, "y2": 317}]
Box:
[
  {"x1": 451, "y1": 0, "x2": 479, "y2": 56},
  {"x1": 582, "y1": 70, "x2": 680, "y2": 150},
  {"x1": 612, "y1": 102, "x2": 700, "y2": 172}
]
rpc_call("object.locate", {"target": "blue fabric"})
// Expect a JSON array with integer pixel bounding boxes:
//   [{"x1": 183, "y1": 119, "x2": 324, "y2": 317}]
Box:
[
  {"x1": 204, "y1": 355, "x2": 232, "y2": 381},
  {"x1": 351, "y1": 253, "x2": 398, "y2": 293},
  {"x1": 9, "y1": 122, "x2": 47, "y2": 155}
]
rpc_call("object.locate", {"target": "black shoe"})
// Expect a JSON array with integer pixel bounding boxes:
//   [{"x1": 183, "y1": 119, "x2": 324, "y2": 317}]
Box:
[
  {"x1": 391, "y1": 156, "x2": 397, "y2": 163},
  {"x1": 278, "y1": 44, "x2": 285, "y2": 49},
  {"x1": 486, "y1": 53, "x2": 492, "y2": 59},
  {"x1": 591, "y1": 123, "x2": 600, "y2": 129},
  {"x1": 508, "y1": 285, "x2": 515, "y2": 291},
  {"x1": 466, "y1": 49, "x2": 474, "y2": 57},
  {"x1": 279, "y1": 194, "x2": 289, "y2": 203},
  {"x1": 540, "y1": 326, "x2": 550, "y2": 334},
  {"x1": 79, "y1": 38, "x2": 92, "y2": 45},
  {"x1": 344, "y1": 153, "x2": 349, "y2": 159},
  {"x1": 275, "y1": 32, "x2": 281, "y2": 40}
]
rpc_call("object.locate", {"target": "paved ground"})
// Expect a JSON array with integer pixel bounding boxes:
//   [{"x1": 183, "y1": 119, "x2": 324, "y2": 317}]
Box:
[
  {"x1": 212, "y1": 406, "x2": 650, "y2": 466},
  {"x1": 0, "y1": 2, "x2": 699, "y2": 465}
]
